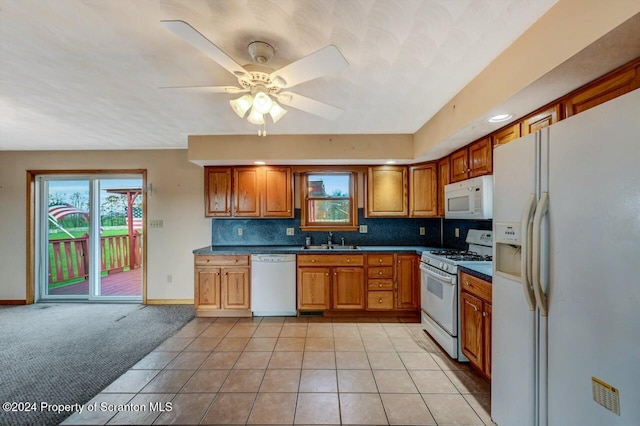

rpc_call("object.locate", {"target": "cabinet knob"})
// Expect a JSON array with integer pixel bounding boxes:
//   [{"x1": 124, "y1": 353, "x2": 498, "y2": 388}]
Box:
[
  {"x1": 378, "y1": 298, "x2": 383, "y2": 303},
  {"x1": 325, "y1": 273, "x2": 329, "y2": 276},
  {"x1": 379, "y1": 258, "x2": 383, "y2": 263},
  {"x1": 311, "y1": 259, "x2": 315, "y2": 263},
  {"x1": 334, "y1": 272, "x2": 337, "y2": 276},
  {"x1": 482, "y1": 312, "x2": 487, "y2": 317},
  {"x1": 347, "y1": 259, "x2": 351, "y2": 263},
  {"x1": 379, "y1": 283, "x2": 383, "y2": 287},
  {"x1": 378, "y1": 271, "x2": 383, "y2": 275},
  {"x1": 473, "y1": 305, "x2": 478, "y2": 312}
]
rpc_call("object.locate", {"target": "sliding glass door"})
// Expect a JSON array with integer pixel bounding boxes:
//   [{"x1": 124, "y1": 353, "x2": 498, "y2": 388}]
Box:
[{"x1": 37, "y1": 174, "x2": 144, "y2": 301}]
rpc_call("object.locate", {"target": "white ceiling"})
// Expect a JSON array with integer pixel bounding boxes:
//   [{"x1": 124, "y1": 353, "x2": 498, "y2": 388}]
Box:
[{"x1": 0, "y1": 0, "x2": 562, "y2": 151}]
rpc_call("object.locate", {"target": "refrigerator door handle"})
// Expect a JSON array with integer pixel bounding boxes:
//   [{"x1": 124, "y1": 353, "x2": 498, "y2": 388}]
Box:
[
  {"x1": 532, "y1": 191, "x2": 549, "y2": 316},
  {"x1": 520, "y1": 193, "x2": 537, "y2": 310}
]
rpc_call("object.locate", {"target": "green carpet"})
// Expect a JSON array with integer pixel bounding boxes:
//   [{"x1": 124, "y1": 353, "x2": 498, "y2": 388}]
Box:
[{"x1": 0, "y1": 303, "x2": 194, "y2": 426}]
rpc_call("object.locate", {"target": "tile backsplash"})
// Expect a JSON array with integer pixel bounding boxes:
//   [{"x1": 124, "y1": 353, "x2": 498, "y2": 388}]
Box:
[
  {"x1": 442, "y1": 219, "x2": 493, "y2": 250},
  {"x1": 212, "y1": 209, "x2": 442, "y2": 247}
]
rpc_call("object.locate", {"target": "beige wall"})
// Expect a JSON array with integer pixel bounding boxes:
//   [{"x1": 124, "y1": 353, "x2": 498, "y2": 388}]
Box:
[{"x1": 0, "y1": 150, "x2": 209, "y2": 301}]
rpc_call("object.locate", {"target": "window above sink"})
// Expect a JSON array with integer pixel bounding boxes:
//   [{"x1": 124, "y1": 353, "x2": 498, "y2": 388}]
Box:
[{"x1": 300, "y1": 171, "x2": 358, "y2": 232}]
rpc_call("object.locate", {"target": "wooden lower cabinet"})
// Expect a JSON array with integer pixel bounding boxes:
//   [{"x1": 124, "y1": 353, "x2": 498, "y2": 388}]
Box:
[
  {"x1": 298, "y1": 267, "x2": 331, "y2": 310},
  {"x1": 297, "y1": 254, "x2": 364, "y2": 312},
  {"x1": 460, "y1": 271, "x2": 492, "y2": 379},
  {"x1": 396, "y1": 254, "x2": 419, "y2": 309},
  {"x1": 298, "y1": 253, "x2": 420, "y2": 316},
  {"x1": 332, "y1": 267, "x2": 365, "y2": 309},
  {"x1": 194, "y1": 255, "x2": 251, "y2": 317}
]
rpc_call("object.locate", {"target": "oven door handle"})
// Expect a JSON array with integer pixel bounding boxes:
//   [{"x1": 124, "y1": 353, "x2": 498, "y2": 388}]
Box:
[{"x1": 420, "y1": 264, "x2": 454, "y2": 284}]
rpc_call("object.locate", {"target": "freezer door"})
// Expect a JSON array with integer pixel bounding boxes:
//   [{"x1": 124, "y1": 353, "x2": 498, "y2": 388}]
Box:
[
  {"x1": 492, "y1": 132, "x2": 539, "y2": 426},
  {"x1": 545, "y1": 89, "x2": 640, "y2": 425}
]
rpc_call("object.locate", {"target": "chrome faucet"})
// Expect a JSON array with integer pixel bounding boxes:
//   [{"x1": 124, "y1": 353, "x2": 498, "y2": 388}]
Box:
[{"x1": 328, "y1": 232, "x2": 333, "y2": 246}]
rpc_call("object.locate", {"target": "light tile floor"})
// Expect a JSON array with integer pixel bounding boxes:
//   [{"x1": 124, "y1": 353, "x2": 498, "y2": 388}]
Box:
[{"x1": 62, "y1": 316, "x2": 495, "y2": 425}]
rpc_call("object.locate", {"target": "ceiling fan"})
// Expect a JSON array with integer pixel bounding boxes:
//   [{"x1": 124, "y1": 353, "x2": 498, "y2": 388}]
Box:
[{"x1": 161, "y1": 20, "x2": 348, "y2": 134}]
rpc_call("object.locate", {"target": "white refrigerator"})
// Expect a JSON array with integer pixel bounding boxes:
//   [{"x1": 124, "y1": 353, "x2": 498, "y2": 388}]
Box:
[{"x1": 491, "y1": 88, "x2": 640, "y2": 426}]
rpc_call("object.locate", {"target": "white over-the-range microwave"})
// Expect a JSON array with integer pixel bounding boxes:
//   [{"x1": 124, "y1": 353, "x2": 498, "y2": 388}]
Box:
[{"x1": 444, "y1": 175, "x2": 493, "y2": 220}]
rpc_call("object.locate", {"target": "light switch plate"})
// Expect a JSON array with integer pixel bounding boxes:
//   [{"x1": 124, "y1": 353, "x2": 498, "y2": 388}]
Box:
[
  {"x1": 359, "y1": 225, "x2": 368, "y2": 233},
  {"x1": 420, "y1": 227, "x2": 426, "y2": 236},
  {"x1": 286, "y1": 228, "x2": 295, "y2": 236},
  {"x1": 237, "y1": 228, "x2": 243, "y2": 236},
  {"x1": 149, "y1": 220, "x2": 163, "y2": 228}
]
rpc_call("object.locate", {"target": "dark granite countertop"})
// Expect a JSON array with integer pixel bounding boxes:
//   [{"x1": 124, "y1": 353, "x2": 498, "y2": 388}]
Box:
[
  {"x1": 193, "y1": 245, "x2": 437, "y2": 255},
  {"x1": 459, "y1": 263, "x2": 493, "y2": 282}
]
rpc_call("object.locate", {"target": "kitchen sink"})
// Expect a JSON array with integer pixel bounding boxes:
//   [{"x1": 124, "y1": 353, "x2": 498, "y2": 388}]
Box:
[{"x1": 302, "y1": 244, "x2": 360, "y2": 250}]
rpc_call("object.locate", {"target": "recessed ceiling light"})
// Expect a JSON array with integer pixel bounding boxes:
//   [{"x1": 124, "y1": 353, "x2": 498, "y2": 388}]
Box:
[
  {"x1": 254, "y1": 161, "x2": 266, "y2": 165},
  {"x1": 385, "y1": 160, "x2": 396, "y2": 164},
  {"x1": 488, "y1": 113, "x2": 514, "y2": 123}
]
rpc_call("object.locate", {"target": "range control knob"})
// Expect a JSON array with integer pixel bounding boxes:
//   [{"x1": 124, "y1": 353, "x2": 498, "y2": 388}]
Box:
[
  {"x1": 443, "y1": 264, "x2": 449, "y2": 271},
  {"x1": 439, "y1": 262, "x2": 444, "y2": 269}
]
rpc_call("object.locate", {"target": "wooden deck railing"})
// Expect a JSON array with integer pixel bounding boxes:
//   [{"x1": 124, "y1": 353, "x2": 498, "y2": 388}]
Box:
[{"x1": 48, "y1": 233, "x2": 141, "y2": 284}]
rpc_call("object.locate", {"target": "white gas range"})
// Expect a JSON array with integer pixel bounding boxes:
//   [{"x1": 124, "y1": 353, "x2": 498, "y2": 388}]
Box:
[{"x1": 420, "y1": 229, "x2": 492, "y2": 361}]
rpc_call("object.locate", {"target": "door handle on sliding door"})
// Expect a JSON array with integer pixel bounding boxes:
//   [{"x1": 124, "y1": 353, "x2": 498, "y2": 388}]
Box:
[
  {"x1": 532, "y1": 192, "x2": 549, "y2": 316},
  {"x1": 520, "y1": 194, "x2": 536, "y2": 310}
]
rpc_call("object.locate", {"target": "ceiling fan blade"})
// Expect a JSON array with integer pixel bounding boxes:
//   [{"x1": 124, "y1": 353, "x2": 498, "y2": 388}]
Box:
[
  {"x1": 278, "y1": 92, "x2": 343, "y2": 120},
  {"x1": 271, "y1": 45, "x2": 348, "y2": 89},
  {"x1": 159, "y1": 85, "x2": 247, "y2": 94},
  {"x1": 161, "y1": 20, "x2": 248, "y2": 78}
]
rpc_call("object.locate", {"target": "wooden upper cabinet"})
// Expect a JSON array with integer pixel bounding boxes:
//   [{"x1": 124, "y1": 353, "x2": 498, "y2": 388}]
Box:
[
  {"x1": 204, "y1": 167, "x2": 232, "y2": 217},
  {"x1": 450, "y1": 148, "x2": 469, "y2": 183},
  {"x1": 233, "y1": 167, "x2": 261, "y2": 217},
  {"x1": 409, "y1": 162, "x2": 438, "y2": 217},
  {"x1": 522, "y1": 104, "x2": 561, "y2": 135},
  {"x1": 565, "y1": 66, "x2": 640, "y2": 117},
  {"x1": 492, "y1": 122, "x2": 521, "y2": 147},
  {"x1": 468, "y1": 137, "x2": 492, "y2": 178},
  {"x1": 437, "y1": 156, "x2": 450, "y2": 217},
  {"x1": 263, "y1": 167, "x2": 293, "y2": 218},
  {"x1": 205, "y1": 166, "x2": 293, "y2": 218},
  {"x1": 366, "y1": 166, "x2": 408, "y2": 217}
]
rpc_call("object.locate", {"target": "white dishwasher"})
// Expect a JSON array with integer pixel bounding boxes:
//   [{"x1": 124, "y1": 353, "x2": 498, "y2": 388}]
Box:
[{"x1": 250, "y1": 254, "x2": 297, "y2": 316}]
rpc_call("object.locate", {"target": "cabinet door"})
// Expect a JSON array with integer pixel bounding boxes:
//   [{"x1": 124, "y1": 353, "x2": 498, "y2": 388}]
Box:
[
  {"x1": 483, "y1": 303, "x2": 492, "y2": 379},
  {"x1": 366, "y1": 166, "x2": 408, "y2": 217},
  {"x1": 522, "y1": 104, "x2": 560, "y2": 135},
  {"x1": 204, "y1": 167, "x2": 232, "y2": 217},
  {"x1": 461, "y1": 292, "x2": 483, "y2": 368},
  {"x1": 396, "y1": 255, "x2": 418, "y2": 310},
  {"x1": 565, "y1": 67, "x2": 639, "y2": 117},
  {"x1": 437, "y1": 156, "x2": 450, "y2": 217},
  {"x1": 195, "y1": 267, "x2": 221, "y2": 309},
  {"x1": 298, "y1": 267, "x2": 331, "y2": 310},
  {"x1": 221, "y1": 267, "x2": 250, "y2": 310},
  {"x1": 468, "y1": 137, "x2": 492, "y2": 177},
  {"x1": 332, "y1": 267, "x2": 365, "y2": 309},
  {"x1": 263, "y1": 167, "x2": 293, "y2": 217},
  {"x1": 409, "y1": 163, "x2": 438, "y2": 217},
  {"x1": 492, "y1": 123, "x2": 521, "y2": 147},
  {"x1": 233, "y1": 167, "x2": 261, "y2": 217},
  {"x1": 450, "y1": 148, "x2": 469, "y2": 183}
]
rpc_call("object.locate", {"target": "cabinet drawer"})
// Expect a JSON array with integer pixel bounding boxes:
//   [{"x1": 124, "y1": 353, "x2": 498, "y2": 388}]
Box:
[
  {"x1": 195, "y1": 255, "x2": 249, "y2": 266},
  {"x1": 366, "y1": 254, "x2": 394, "y2": 266},
  {"x1": 367, "y1": 279, "x2": 394, "y2": 290},
  {"x1": 367, "y1": 291, "x2": 394, "y2": 310},
  {"x1": 367, "y1": 266, "x2": 394, "y2": 279},
  {"x1": 460, "y1": 271, "x2": 492, "y2": 302},
  {"x1": 297, "y1": 254, "x2": 364, "y2": 267}
]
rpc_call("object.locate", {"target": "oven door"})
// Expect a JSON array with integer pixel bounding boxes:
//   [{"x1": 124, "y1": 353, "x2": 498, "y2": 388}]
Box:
[{"x1": 420, "y1": 262, "x2": 457, "y2": 336}]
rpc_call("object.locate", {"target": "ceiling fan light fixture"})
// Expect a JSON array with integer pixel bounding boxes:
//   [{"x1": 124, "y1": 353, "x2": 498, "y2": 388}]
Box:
[
  {"x1": 269, "y1": 101, "x2": 287, "y2": 123},
  {"x1": 247, "y1": 107, "x2": 265, "y2": 125},
  {"x1": 230, "y1": 94, "x2": 253, "y2": 118},
  {"x1": 252, "y1": 90, "x2": 273, "y2": 114}
]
